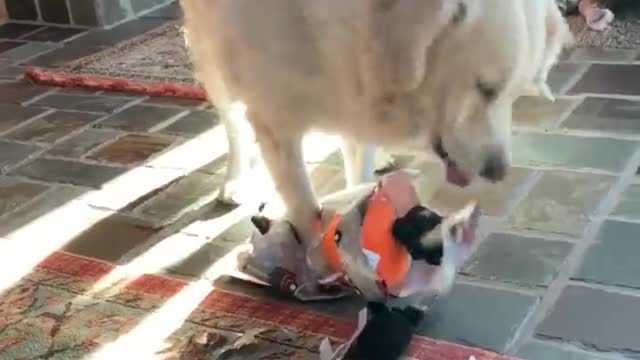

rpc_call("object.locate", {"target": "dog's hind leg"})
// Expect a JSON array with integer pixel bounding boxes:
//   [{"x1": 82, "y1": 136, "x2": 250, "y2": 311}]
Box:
[
  {"x1": 535, "y1": 1, "x2": 574, "y2": 101},
  {"x1": 341, "y1": 141, "x2": 376, "y2": 188}
]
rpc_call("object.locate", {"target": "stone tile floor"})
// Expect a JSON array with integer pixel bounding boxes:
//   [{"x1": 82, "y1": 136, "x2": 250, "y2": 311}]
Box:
[{"x1": 2, "y1": 3, "x2": 640, "y2": 359}]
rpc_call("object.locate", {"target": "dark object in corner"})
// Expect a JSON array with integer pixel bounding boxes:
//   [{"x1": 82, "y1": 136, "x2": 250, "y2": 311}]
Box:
[
  {"x1": 557, "y1": 0, "x2": 639, "y2": 17},
  {"x1": 347, "y1": 302, "x2": 424, "y2": 360},
  {"x1": 602, "y1": 0, "x2": 640, "y2": 17}
]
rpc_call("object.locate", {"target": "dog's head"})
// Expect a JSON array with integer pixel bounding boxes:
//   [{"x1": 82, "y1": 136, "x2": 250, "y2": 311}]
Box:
[
  {"x1": 394, "y1": 0, "x2": 571, "y2": 187},
  {"x1": 425, "y1": 1, "x2": 527, "y2": 186}
]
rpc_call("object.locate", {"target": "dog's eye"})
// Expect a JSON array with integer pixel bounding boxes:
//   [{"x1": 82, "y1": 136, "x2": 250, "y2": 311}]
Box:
[
  {"x1": 334, "y1": 230, "x2": 343, "y2": 245},
  {"x1": 476, "y1": 80, "x2": 498, "y2": 101}
]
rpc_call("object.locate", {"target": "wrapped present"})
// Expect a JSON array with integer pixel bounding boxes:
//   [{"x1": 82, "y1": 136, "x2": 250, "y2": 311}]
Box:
[{"x1": 231, "y1": 170, "x2": 482, "y2": 303}]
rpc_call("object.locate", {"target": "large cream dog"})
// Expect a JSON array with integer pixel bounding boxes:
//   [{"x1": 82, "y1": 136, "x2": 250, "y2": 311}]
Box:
[{"x1": 180, "y1": 0, "x2": 572, "y2": 243}]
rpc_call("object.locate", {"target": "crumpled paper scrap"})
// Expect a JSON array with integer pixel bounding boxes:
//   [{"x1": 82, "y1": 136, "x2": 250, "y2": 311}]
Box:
[{"x1": 319, "y1": 308, "x2": 367, "y2": 360}]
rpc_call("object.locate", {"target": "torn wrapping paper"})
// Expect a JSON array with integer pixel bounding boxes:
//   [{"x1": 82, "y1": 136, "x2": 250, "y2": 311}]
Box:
[
  {"x1": 231, "y1": 170, "x2": 482, "y2": 303},
  {"x1": 319, "y1": 308, "x2": 368, "y2": 360}
]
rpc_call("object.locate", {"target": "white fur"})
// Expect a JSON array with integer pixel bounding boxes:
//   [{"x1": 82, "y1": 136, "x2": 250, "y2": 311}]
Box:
[{"x1": 180, "y1": 0, "x2": 572, "y2": 243}]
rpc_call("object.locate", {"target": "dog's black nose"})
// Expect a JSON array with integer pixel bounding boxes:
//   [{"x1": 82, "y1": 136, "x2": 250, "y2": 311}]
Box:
[{"x1": 480, "y1": 153, "x2": 507, "y2": 182}]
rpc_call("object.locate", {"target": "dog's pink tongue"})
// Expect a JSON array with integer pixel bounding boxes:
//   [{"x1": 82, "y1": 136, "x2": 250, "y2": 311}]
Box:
[{"x1": 446, "y1": 163, "x2": 470, "y2": 187}]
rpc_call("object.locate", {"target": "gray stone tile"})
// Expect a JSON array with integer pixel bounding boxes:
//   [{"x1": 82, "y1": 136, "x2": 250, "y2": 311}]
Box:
[
  {"x1": 143, "y1": 96, "x2": 206, "y2": 108},
  {"x1": 87, "y1": 134, "x2": 175, "y2": 165},
  {"x1": 194, "y1": 154, "x2": 227, "y2": 175},
  {"x1": 5, "y1": 111, "x2": 100, "y2": 144},
  {"x1": 0, "y1": 185, "x2": 87, "y2": 238},
  {"x1": 61, "y1": 87, "x2": 101, "y2": 95},
  {"x1": 0, "y1": 42, "x2": 58, "y2": 62},
  {"x1": 569, "y1": 64, "x2": 640, "y2": 96},
  {"x1": 62, "y1": 214, "x2": 158, "y2": 263},
  {"x1": 22, "y1": 26, "x2": 86, "y2": 43},
  {"x1": 70, "y1": 0, "x2": 151, "y2": 27},
  {"x1": 0, "y1": 103, "x2": 48, "y2": 133},
  {"x1": 0, "y1": 177, "x2": 49, "y2": 218},
  {"x1": 47, "y1": 128, "x2": 120, "y2": 158},
  {"x1": 567, "y1": 48, "x2": 638, "y2": 63},
  {"x1": 131, "y1": 0, "x2": 172, "y2": 15},
  {"x1": 537, "y1": 285, "x2": 640, "y2": 353},
  {"x1": 417, "y1": 283, "x2": 538, "y2": 352},
  {"x1": 97, "y1": 91, "x2": 144, "y2": 99},
  {"x1": 310, "y1": 163, "x2": 345, "y2": 198},
  {"x1": 69, "y1": 18, "x2": 167, "y2": 47},
  {"x1": 96, "y1": 105, "x2": 185, "y2": 132},
  {"x1": 427, "y1": 167, "x2": 534, "y2": 217},
  {"x1": 513, "y1": 96, "x2": 578, "y2": 130},
  {"x1": 0, "y1": 65, "x2": 26, "y2": 80},
  {"x1": 37, "y1": 0, "x2": 71, "y2": 25},
  {"x1": 575, "y1": 220, "x2": 640, "y2": 289},
  {"x1": 91, "y1": 0, "x2": 135, "y2": 26},
  {"x1": 218, "y1": 218, "x2": 255, "y2": 246},
  {"x1": 0, "y1": 81, "x2": 51, "y2": 104},
  {"x1": 0, "y1": 24, "x2": 41, "y2": 40},
  {"x1": 0, "y1": 140, "x2": 42, "y2": 173},
  {"x1": 611, "y1": 183, "x2": 640, "y2": 220},
  {"x1": 0, "y1": 40, "x2": 26, "y2": 54},
  {"x1": 175, "y1": 202, "x2": 238, "y2": 239},
  {"x1": 29, "y1": 94, "x2": 135, "y2": 114},
  {"x1": 131, "y1": 172, "x2": 223, "y2": 227},
  {"x1": 166, "y1": 239, "x2": 237, "y2": 278},
  {"x1": 561, "y1": 98, "x2": 640, "y2": 136},
  {"x1": 462, "y1": 233, "x2": 573, "y2": 288},
  {"x1": 512, "y1": 133, "x2": 636, "y2": 173},
  {"x1": 158, "y1": 110, "x2": 219, "y2": 137},
  {"x1": 14, "y1": 158, "x2": 126, "y2": 188},
  {"x1": 509, "y1": 171, "x2": 615, "y2": 237},
  {"x1": 67, "y1": 0, "x2": 99, "y2": 27},
  {"x1": 321, "y1": 150, "x2": 344, "y2": 167},
  {"x1": 547, "y1": 63, "x2": 589, "y2": 95},
  {"x1": 24, "y1": 43, "x2": 103, "y2": 68},
  {"x1": 517, "y1": 341, "x2": 609, "y2": 360},
  {"x1": 141, "y1": 3, "x2": 183, "y2": 20},
  {"x1": 4, "y1": 2, "x2": 39, "y2": 22}
]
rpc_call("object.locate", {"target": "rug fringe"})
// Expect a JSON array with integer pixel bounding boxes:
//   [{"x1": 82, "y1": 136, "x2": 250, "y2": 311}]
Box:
[{"x1": 24, "y1": 67, "x2": 208, "y2": 101}]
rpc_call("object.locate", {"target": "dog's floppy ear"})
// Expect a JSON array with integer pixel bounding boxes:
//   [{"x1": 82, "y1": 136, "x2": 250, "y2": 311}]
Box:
[{"x1": 364, "y1": 0, "x2": 470, "y2": 94}]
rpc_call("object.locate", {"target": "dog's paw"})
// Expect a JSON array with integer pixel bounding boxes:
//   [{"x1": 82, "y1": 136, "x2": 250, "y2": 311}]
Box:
[
  {"x1": 217, "y1": 175, "x2": 267, "y2": 206},
  {"x1": 217, "y1": 181, "x2": 247, "y2": 205},
  {"x1": 538, "y1": 81, "x2": 555, "y2": 102}
]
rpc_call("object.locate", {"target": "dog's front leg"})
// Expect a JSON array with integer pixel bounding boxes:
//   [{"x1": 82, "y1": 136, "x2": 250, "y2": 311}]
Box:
[
  {"x1": 341, "y1": 141, "x2": 376, "y2": 187},
  {"x1": 253, "y1": 123, "x2": 320, "y2": 247}
]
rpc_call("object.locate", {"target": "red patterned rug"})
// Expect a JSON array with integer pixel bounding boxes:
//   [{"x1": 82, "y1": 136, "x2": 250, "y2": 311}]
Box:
[
  {"x1": 25, "y1": 23, "x2": 206, "y2": 100},
  {"x1": 0, "y1": 251, "x2": 518, "y2": 359}
]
